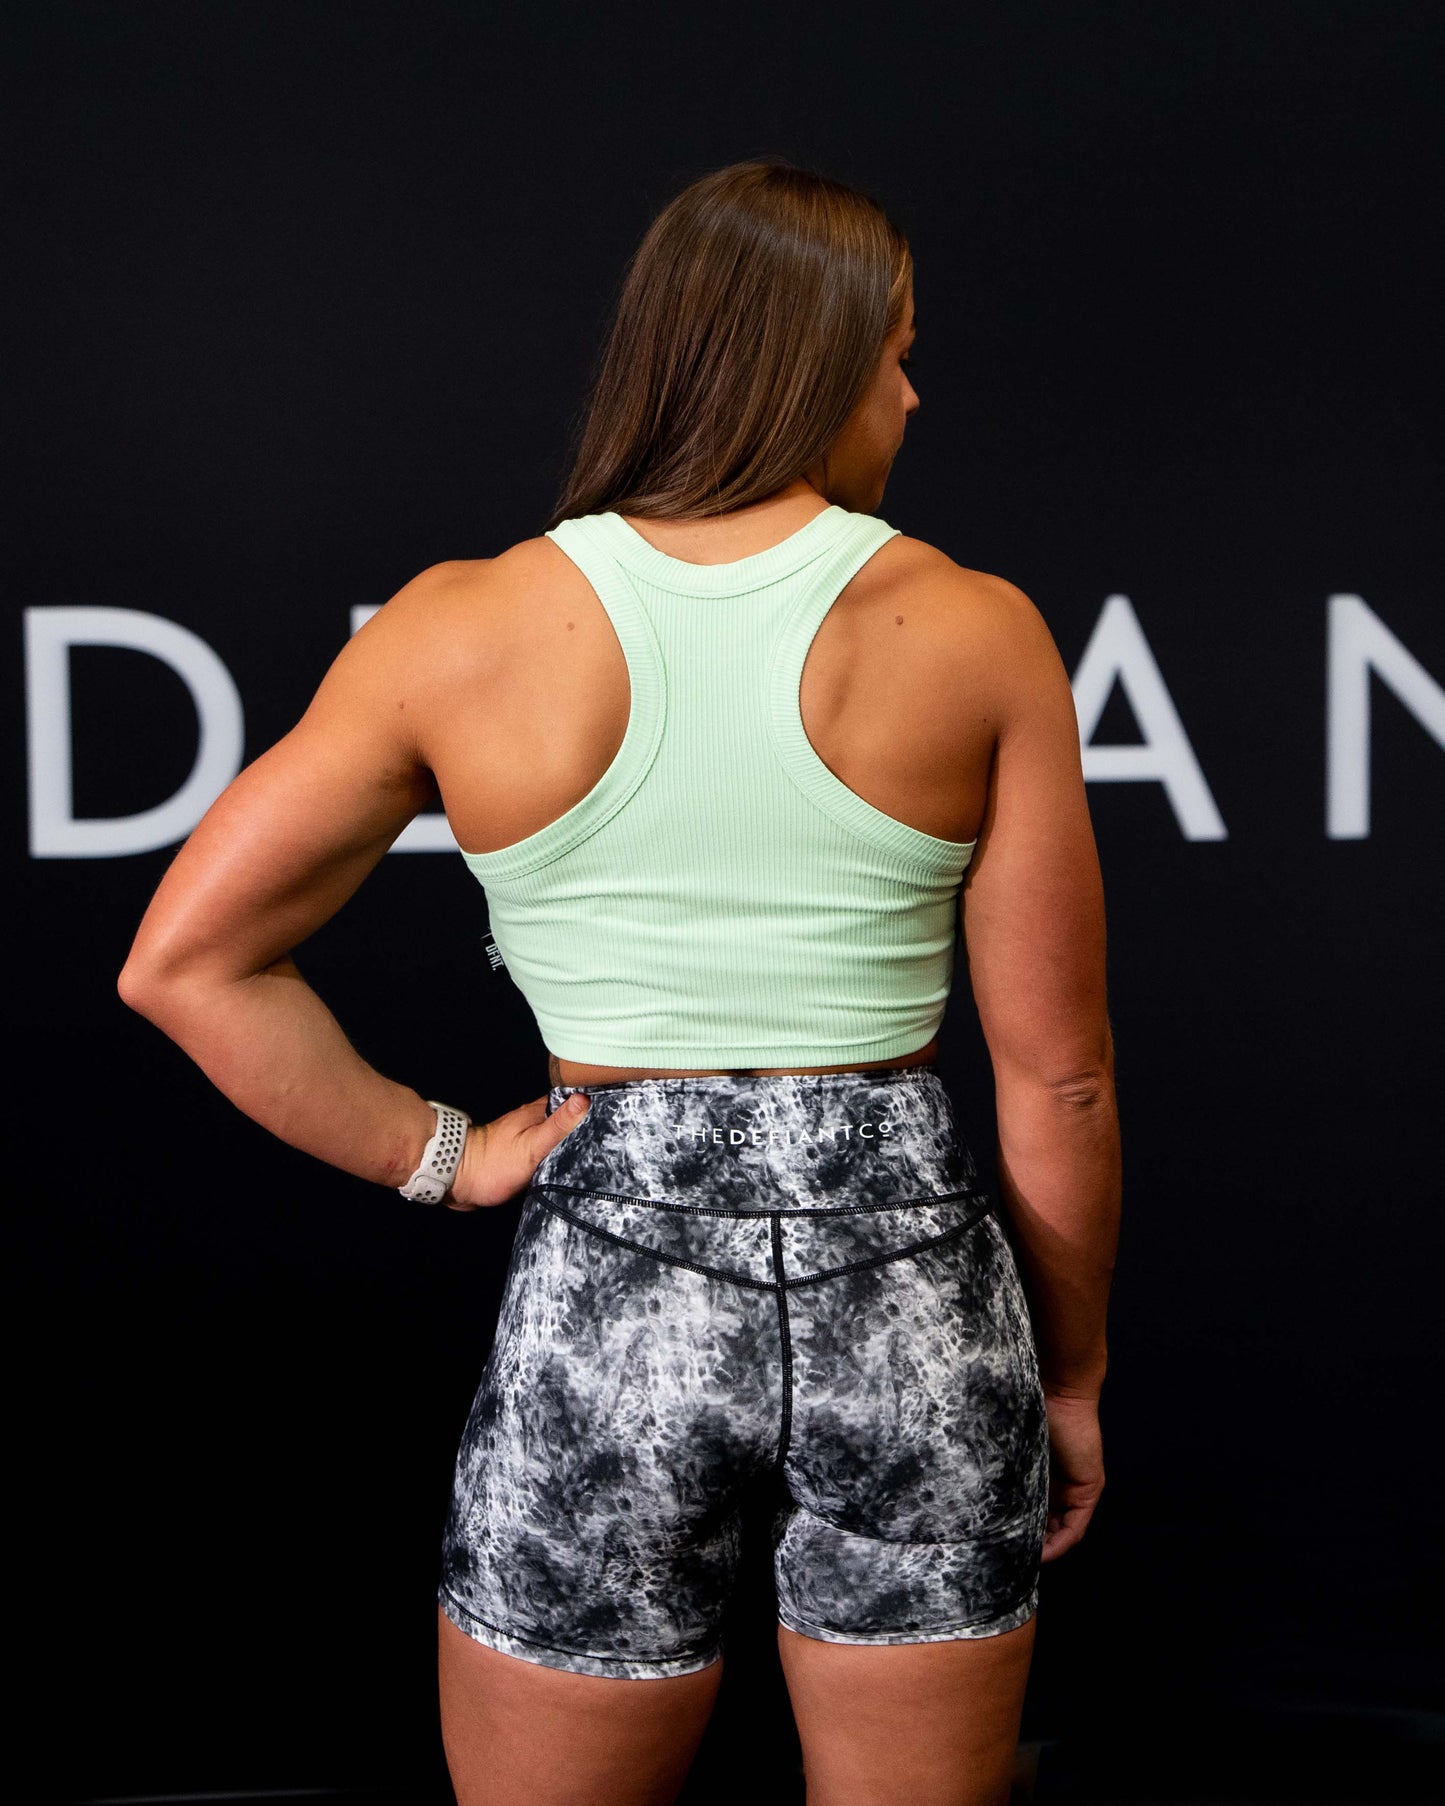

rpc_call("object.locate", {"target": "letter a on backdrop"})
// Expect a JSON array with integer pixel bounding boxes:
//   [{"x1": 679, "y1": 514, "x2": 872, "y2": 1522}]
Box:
[{"x1": 1071, "y1": 593, "x2": 1227, "y2": 841}]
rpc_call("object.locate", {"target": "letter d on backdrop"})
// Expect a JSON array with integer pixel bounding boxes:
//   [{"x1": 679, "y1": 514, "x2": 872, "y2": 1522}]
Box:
[{"x1": 25, "y1": 607, "x2": 245, "y2": 857}]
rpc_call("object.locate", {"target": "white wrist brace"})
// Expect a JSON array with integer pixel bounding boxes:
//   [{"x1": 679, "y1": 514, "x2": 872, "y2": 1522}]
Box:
[{"x1": 398, "y1": 1100, "x2": 471, "y2": 1204}]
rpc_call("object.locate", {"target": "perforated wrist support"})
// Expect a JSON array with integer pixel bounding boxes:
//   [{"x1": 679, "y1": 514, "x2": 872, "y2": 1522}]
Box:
[{"x1": 398, "y1": 1101, "x2": 471, "y2": 1204}]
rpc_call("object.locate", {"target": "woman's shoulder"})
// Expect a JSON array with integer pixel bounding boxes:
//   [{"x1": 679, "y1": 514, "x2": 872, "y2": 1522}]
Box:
[
  {"x1": 337, "y1": 534, "x2": 598, "y2": 698},
  {"x1": 862, "y1": 533, "x2": 1075, "y2": 747},
  {"x1": 361, "y1": 533, "x2": 576, "y2": 628},
  {"x1": 866, "y1": 531, "x2": 1059, "y2": 664},
  {"x1": 390, "y1": 531, "x2": 558, "y2": 593}
]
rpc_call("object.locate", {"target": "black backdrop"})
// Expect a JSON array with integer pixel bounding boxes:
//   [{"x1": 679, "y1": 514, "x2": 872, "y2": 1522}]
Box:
[{"x1": 11, "y1": 4, "x2": 1442, "y2": 1802}]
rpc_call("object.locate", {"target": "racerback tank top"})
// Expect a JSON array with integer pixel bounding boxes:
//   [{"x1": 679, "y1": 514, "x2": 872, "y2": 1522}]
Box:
[{"x1": 459, "y1": 504, "x2": 977, "y2": 1067}]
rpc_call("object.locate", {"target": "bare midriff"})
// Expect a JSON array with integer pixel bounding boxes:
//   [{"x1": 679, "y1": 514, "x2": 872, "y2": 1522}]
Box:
[{"x1": 547, "y1": 1035, "x2": 940, "y2": 1089}]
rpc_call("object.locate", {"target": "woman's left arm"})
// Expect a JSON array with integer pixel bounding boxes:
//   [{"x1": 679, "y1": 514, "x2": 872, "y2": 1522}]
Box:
[{"x1": 118, "y1": 562, "x2": 560, "y2": 1202}]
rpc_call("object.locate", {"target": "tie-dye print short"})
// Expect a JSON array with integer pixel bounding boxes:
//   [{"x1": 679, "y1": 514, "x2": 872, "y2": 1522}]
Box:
[{"x1": 438, "y1": 1065, "x2": 1050, "y2": 1680}]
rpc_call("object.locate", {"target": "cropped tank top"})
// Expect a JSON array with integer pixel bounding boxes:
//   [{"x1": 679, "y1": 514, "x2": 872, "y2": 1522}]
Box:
[{"x1": 459, "y1": 504, "x2": 977, "y2": 1067}]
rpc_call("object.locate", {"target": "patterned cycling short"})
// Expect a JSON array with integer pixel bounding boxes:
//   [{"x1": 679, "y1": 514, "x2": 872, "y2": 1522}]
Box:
[{"x1": 439, "y1": 1065, "x2": 1049, "y2": 1680}]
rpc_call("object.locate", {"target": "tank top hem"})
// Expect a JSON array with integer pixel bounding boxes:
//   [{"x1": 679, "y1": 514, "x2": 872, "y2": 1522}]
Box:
[{"x1": 538, "y1": 1024, "x2": 946, "y2": 1069}]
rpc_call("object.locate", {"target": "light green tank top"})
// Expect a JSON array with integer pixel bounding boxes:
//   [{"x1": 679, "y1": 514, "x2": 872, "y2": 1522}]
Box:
[{"x1": 460, "y1": 504, "x2": 977, "y2": 1067}]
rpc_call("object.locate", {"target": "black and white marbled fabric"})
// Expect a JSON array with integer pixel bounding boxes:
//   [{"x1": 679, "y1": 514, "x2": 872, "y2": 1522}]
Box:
[{"x1": 439, "y1": 1068, "x2": 1049, "y2": 1680}]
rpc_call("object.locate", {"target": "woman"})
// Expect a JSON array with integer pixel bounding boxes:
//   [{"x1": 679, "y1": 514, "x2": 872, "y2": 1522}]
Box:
[{"x1": 120, "y1": 159, "x2": 1120, "y2": 1806}]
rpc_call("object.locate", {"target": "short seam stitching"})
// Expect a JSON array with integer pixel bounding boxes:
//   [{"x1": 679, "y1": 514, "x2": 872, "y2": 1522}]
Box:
[
  {"x1": 779, "y1": 1582, "x2": 1037, "y2": 1639},
  {"x1": 779, "y1": 1199, "x2": 996, "y2": 1290},
  {"x1": 785, "y1": 1503, "x2": 1035, "y2": 1550},
  {"x1": 772, "y1": 1214, "x2": 794, "y2": 1471},
  {"x1": 442, "y1": 1588, "x2": 718, "y2": 1667},
  {"x1": 533, "y1": 1196, "x2": 776, "y2": 1289},
  {"x1": 532, "y1": 1194, "x2": 996, "y2": 1290}
]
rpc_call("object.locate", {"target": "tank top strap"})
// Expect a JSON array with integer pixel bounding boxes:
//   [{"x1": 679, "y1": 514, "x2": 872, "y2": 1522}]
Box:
[
  {"x1": 461, "y1": 517, "x2": 666, "y2": 882},
  {"x1": 766, "y1": 513, "x2": 976, "y2": 873},
  {"x1": 543, "y1": 517, "x2": 669, "y2": 740}
]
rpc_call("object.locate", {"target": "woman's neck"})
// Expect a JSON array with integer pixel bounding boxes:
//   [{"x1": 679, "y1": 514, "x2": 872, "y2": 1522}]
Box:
[{"x1": 616, "y1": 479, "x2": 830, "y2": 565}]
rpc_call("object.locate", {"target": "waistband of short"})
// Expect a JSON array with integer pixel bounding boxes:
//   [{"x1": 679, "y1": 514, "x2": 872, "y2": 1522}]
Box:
[
  {"x1": 543, "y1": 1067, "x2": 949, "y2": 1142},
  {"x1": 547, "y1": 1063, "x2": 937, "y2": 1103},
  {"x1": 533, "y1": 1064, "x2": 977, "y2": 1211}
]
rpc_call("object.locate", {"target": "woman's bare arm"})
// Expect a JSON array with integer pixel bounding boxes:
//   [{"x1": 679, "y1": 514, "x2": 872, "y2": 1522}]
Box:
[
  {"x1": 117, "y1": 561, "x2": 592, "y2": 1203},
  {"x1": 116, "y1": 566, "x2": 462, "y2": 1186},
  {"x1": 960, "y1": 577, "x2": 1121, "y2": 1401}
]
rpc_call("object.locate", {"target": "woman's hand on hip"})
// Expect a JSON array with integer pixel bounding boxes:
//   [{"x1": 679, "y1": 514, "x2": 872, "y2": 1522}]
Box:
[
  {"x1": 1040, "y1": 1388, "x2": 1105, "y2": 1563},
  {"x1": 445, "y1": 1092, "x2": 591, "y2": 1211}
]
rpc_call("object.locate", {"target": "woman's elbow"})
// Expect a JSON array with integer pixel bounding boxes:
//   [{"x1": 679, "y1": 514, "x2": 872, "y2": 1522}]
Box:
[
  {"x1": 117, "y1": 947, "x2": 174, "y2": 1024},
  {"x1": 992, "y1": 1023, "x2": 1117, "y2": 1110},
  {"x1": 1043, "y1": 1066, "x2": 1115, "y2": 1113},
  {"x1": 116, "y1": 929, "x2": 210, "y2": 1028}
]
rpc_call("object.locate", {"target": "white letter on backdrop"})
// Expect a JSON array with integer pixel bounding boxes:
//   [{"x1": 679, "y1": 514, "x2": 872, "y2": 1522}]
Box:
[
  {"x1": 25, "y1": 607, "x2": 244, "y2": 858},
  {"x1": 350, "y1": 604, "x2": 458, "y2": 852},
  {"x1": 1327, "y1": 594, "x2": 1445, "y2": 839},
  {"x1": 1071, "y1": 593, "x2": 1227, "y2": 841}
]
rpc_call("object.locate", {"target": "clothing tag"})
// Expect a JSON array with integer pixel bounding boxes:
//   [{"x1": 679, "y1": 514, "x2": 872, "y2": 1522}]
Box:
[{"x1": 481, "y1": 922, "x2": 507, "y2": 975}]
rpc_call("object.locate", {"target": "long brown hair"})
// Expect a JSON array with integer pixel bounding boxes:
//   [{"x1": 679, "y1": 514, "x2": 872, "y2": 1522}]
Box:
[{"x1": 544, "y1": 159, "x2": 912, "y2": 529}]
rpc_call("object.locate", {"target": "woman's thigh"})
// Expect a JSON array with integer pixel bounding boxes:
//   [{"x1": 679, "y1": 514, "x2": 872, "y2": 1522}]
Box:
[
  {"x1": 439, "y1": 1606, "x2": 724, "y2": 1806},
  {"x1": 768, "y1": 1172, "x2": 1049, "y2": 1806},
  {"x1": 777, "y1": 1614, "x2": 1036, "y2": 1806}
]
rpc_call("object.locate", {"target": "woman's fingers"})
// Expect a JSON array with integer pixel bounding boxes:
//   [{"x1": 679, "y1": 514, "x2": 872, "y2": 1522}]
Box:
[
  {"x1": 1040, "y1": 1496, "x2": 1097, "y2": 1562},
  {"x1": 540, "y1": 1090, "x2": 591, "y2": 1141},
  {"x1": 1038, "y1": 1392, "x2": 1105, "y2": 1563},
  {"x1": 445, "y1": 1092, "x2": 591, "y2": 1210}
]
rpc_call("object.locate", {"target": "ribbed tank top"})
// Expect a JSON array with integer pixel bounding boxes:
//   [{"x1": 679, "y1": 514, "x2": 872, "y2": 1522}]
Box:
[{"x1": 460, "y1": 504, "x2": 977, "y2": 1067}]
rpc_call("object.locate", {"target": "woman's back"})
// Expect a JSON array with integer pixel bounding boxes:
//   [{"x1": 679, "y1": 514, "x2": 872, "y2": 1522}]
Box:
[
  {"x1": 420, "y1": 501, "x2": 1002, "y2": 860},
  {"x1": 351, "y1": 491, "x2": 1039, "y2": 1079}
]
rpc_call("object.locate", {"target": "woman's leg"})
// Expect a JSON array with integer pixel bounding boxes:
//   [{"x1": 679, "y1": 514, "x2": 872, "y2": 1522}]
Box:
[
  {"x1": 777, "y1": 1615, "x2": 1036, "y2": 1806},
  {"x1": 763, "y1": 1069, "x2": 1050, "y2": 1805},
  {"x1": 436, "y1": 1083, "x2": 789, "y2": 1801},
  {"x1": 439, "y1": 1608, "x2": 724, "y2": 1806}
]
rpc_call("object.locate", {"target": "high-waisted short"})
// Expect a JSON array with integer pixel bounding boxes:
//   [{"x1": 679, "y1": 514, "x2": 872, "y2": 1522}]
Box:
[{"x1": 438, "y1": 1066, "x2": 1050, "y2": 1680}]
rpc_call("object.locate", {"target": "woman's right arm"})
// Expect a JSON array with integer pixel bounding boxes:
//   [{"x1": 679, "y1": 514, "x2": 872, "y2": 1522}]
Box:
[
  {"x1": 117, "y1": 562, "x2": 590, "y2": 1208},
  {"x1": 958, "y1": 574, "x2": 1122, "y2": 1555}
]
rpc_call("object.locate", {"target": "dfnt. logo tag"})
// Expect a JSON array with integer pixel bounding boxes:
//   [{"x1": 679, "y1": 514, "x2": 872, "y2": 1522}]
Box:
[{"x1": 686, "y1": 1118, "x2": 896, "y2": 1147}]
